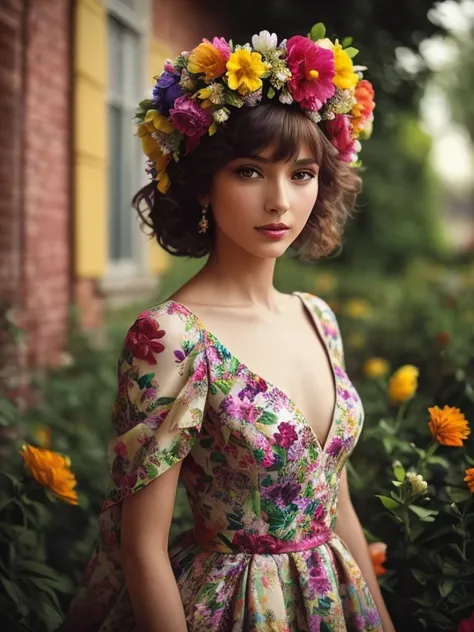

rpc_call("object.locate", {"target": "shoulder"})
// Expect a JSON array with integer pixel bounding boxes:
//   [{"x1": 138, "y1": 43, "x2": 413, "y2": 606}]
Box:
[
  {"x1": 121, "y1": 300, "x2": 204, "y2": 366},
  {"x1": 297, "y1": 292, "x2": 341, "y2": 332}
]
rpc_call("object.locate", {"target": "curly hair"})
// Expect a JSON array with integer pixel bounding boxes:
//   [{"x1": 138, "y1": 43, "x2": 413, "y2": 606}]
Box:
[{"x1": 133, "y1": 101, "x2": 362, "y2": 261}]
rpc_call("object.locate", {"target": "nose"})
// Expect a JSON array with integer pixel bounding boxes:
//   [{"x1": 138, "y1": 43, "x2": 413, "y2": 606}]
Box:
[{"x1": 264, "y1": 178, "x2": 290, "y2": 215}]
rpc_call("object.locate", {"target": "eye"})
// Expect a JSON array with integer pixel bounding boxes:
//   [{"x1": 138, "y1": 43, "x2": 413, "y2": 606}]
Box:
[
  {"x1": 236, "y1": 166, "x2": 260, "y2": 179},
  {"x1": 292, "y1": 170, "x2": 316, "y2": 182}
]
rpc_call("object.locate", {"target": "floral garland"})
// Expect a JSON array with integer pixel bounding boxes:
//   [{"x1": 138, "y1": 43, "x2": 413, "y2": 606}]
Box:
[{"x1": 135, "y1": 23, "x2": 376, "y2": 194}]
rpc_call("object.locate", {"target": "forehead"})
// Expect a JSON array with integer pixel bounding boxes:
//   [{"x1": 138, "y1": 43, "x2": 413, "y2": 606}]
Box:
[{"x1": 257, "y1": 139, "x2": 316, "y2": 161}]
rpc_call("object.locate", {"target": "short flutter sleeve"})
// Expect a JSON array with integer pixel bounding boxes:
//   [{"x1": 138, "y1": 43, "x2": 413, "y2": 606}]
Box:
[{"x1": 102, "y1": 306, "x2": 208, "y2": 511}]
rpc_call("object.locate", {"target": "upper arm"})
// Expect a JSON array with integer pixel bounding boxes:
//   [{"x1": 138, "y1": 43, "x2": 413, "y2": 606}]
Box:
[{"x1": 100, "y1": 306, "x2": 208, "y2": 555}]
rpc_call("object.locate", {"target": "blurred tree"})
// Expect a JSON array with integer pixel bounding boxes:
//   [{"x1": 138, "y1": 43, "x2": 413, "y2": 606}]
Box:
[
  {"x1": 440, "y1": 27, "x2": 474, "y2": 143},
  {"x1": 202, "y1": 0, "x2": 450, "y2": 272}
]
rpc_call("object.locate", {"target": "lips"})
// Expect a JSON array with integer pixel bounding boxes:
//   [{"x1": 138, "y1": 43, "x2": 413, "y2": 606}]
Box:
[{"x1": 255, "y1": 223, "x2": 289, "y2": 230}]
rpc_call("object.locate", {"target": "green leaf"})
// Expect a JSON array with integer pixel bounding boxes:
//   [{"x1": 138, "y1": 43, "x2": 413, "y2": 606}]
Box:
[
  {"x1": 438, "y1": 578, "x2": 455, "y2": 598},
  {"x1": 308, "y1": 22, "x2": 326, "y2": 41},
  {"x1": 375, "y1": 495, "x2": 401, "y2": 512},
  {"x1": 393, "y1": 462, "x2": 406, "y2": 482},
  {"x1": 411, "y1": 568, "x2": 431, "y2": 583},
  {"x1": 137, "y1": 373, "x2": 155, "y2": 389},
  {"x1": 342, "y1": 36, "x2": 353, "y2": 48},
  {"x1": 344, "y1": 47, "x2": 359, "y2": 59},
  {"x1": 267, "y1": 86, "x2": 276, "y2": 99},
  {"x1": 214, "y1": 380, "x2": 233, "y2": 395},
  {"x1": 408, "y1": 505, "x2": 438, "y2": 521},
  {"x1": 210, "y1": 451, "x2": 227, "y2": 463},
  {"x1": 446, "y1": 487, "x2": 472, "y2": 503},
  {"x1": 258, "y1": 411, "x2": 278, "y2": 426},
  {"x1": 156, "y1": 397, "x2": 175, "y2": 406}
]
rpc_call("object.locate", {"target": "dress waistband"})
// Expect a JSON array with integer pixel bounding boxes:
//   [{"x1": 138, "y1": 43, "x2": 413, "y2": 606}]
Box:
[{"x1": 194, "y1": 526, "x2": 333, "y2": 555}]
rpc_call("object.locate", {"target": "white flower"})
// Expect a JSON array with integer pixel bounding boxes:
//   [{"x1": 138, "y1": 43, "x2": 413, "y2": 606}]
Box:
[
  {"x1": 252, "y1": 30, "x2": 278, "y2": 54},
  {"x1": 213, "y1": 107, "x2": 230, "y2": 123},
  {"x1": 279, "y1": 88, "x2": 294, "y2": 105},
  {"x1": 406, "y1": 472, "x2": 428, "y2": 494}
]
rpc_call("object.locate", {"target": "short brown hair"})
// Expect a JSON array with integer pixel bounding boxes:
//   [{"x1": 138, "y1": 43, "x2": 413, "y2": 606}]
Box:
[{"x1": 133, "y1": 101, "x2": 362, "y2": 261}]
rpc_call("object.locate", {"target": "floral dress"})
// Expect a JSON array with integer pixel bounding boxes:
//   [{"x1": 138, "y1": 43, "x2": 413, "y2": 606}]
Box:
[{"x1": 62, "y1": 291, "x2": 382, "y2": 632}]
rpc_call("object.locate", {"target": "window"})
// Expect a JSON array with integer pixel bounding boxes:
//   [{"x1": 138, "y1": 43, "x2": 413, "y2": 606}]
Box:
[{"x1": 106, "y1": 1, "x2": 146, "y2": 273}]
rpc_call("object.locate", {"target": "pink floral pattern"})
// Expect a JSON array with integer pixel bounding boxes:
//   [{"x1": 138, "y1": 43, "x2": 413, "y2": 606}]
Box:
[{"x1": 62, "y1": 292, "x2": 382, "y2": 632}]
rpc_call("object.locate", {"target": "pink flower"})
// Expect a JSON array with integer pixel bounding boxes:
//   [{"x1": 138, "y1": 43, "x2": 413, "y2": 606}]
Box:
[
  {"x1": 287, "y1": 36, "x2": 336, "y2": 111},
  {"x1": 209, "y1": 36, "x2": 231, "y2": 62},
  {"x1": 274, "y1": 421, "x2": 298, "y2": 448},
  {"x1": 169, "y1": 96, "x2": 213, "y2": 152},
  {"x1": 325, "y1": 115, "x2": 357, "y2": 163},
  {"x1": 458, "y1": 612, "x2": 474, "y2": 632}
]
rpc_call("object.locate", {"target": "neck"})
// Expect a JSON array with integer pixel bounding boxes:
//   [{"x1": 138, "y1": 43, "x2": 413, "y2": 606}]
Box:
[{"x1": 199, "y1": 234, "x2": 281, "y2": 311}]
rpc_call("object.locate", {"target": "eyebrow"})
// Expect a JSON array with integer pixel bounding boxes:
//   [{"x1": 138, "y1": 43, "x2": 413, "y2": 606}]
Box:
[{"x1": 241, "y1": 155, "x2": 319, "y2": 167}]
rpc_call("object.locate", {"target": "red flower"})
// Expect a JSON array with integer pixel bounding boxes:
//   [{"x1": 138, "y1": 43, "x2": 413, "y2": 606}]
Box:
[
  {"x1": 286, "y1": 36, "x2": 336, "y2": 111},
  {"x1": 458, "y1": 612, "x2": 474, "y2": 632},
  {"x1": 126, "y1": 316, "x2": 166, "y2": 364},
  {"x1": 325, "y1": 115, "x2": 357, "y2": 163}
]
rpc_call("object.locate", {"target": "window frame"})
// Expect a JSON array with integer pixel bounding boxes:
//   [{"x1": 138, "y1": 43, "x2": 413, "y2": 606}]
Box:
[{"x1": 104, "y1": 0, "x2": 151, "y2": 283}]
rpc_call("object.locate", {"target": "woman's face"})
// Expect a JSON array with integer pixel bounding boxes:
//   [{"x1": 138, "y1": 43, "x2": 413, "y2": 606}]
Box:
[{"x1": 207, "y1": 140, "x2": 320, "y2": 260}]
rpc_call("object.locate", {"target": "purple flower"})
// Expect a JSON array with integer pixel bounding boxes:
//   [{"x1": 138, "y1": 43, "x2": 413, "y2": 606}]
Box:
[
  {"x1": 238, "y1": 376, "x2": 268, "y2": 401},
  {"x1": 326, "y1": 436, "x2": 344, "y2": 457},
  {"x1": 365, "y1": 610, "x2": 381, "y2": 626},
  {"x1": 169, "y1": 96, "x2": 213, "y2": 152},
  {"x1": 309, "y1": 565, "x2": 331, "y2": 592},
  {"x1": 267, "y1": 481, "x2": 302, "y2": 505},
  {"x1": 274, "y1": 421, "x2": 298, "y2": 448},
  {"x1": 153, "y1": 70, "x2": 183, "y2": 116},
  {"x1": 352, "y1": 614, "x2": 366, "y2": 631},
  {"x1": 308, "y1": 614, "x2": 322, "y2": 632}
]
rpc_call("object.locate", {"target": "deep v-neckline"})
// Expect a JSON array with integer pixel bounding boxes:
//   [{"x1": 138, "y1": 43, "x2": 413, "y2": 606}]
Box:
[{"x1": 165, "y1": 292, "x2": 340, "y2": 453}]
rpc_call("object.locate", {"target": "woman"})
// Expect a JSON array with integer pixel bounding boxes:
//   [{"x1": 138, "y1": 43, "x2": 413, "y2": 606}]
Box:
[{"x1": 62, "y1": 25, "x2": 395, "y2": 632}]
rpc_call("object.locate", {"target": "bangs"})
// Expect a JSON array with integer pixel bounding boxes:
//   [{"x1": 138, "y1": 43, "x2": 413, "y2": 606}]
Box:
[{"x1": 226, "y1": 102, "x2": 326, "y2": 165}]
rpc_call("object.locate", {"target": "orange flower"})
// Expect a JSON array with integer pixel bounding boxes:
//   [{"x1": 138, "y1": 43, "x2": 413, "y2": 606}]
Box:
[
  {"x1": 368, "y1": 542, "x2": 387, "y2": 576},
  {"x1": 188, "y1": 41, "x2": 227, "y2": 80},
  {"x1": 428, "y1": 406, "x2": 470, "y2": 447},
  {"x1": 20, "y1": 444, "x2": 78, "y2": 505},
  {"x1": 465, "y1": 468, "x2": 474, "y2": 493},
  {"x1": 352, "y1": 79, "x2": 375, "y2": 136}
]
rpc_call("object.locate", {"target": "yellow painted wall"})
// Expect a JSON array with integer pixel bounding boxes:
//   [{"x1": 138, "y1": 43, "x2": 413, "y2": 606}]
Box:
[
  {"x1": 148, "y1": 38, "x2": 174, "y2": 275},
  {"x1": 74, "y1": 0, "x2": 107, "y2": 277}
]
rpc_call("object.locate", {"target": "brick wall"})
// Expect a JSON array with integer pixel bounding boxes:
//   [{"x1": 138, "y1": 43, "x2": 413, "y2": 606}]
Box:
[
  {"x1": 22, "y1": 0, "x2": 72, "y2": 367},
  {"x1": 0, "y1": 0, "x2": 25, "y2": 385}
]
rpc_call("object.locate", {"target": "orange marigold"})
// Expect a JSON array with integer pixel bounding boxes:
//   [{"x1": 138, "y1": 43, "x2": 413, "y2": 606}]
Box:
[
  {"x1": 428, "y1": 406, "x2": 471, "y2": 447},
  {"x1": 20, "y1": 444, "x2": 79, "y2": 505},
  {"x1": 368, "y1": 542, "x2": 387, "y2": 576},
  {"x1": 465, "y1": 468, "x2": 474, "y2": 493}
]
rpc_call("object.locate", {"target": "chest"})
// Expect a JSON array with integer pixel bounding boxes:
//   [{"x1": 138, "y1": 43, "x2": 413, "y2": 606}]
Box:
[{"x1": 203, "y1": 304, "x2": 338, "y2": 448}]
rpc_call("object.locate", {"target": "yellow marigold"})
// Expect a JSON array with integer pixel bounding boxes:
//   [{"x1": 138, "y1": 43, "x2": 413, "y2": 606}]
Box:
[
  {"x1": 388, "y1": 365, "x2": 419, "y2": 404},
  {"x1": 188, "y1": 41, "x2": 227, "y2": 80},
  {"x1": 20, "y1": 444, "x2": 79, "y2": 505},
  {"x1": 137, "y1": 121, "x2": 172, "y2": 170},
  {"x1": 364, "y1": 357, "x2": 390, "y2": 379},
  {"x1": 464, "y1": 468, "x2": 474, "y2": 493},
  {"x1": 226, "y1": 49, "x2": 267, "y2": 95},
  {"x1": 368, "y1": 542, "x2": 387, "y2": 576},
  {"x1": 333, "y1": 41, "x2": 359, "y2": 90},
  {"x1": 344, "y1": 298, "x2": 372, "y2": 319},
  {"x1": 428, "y1": 406, "x2": 471, "y2": 447}
]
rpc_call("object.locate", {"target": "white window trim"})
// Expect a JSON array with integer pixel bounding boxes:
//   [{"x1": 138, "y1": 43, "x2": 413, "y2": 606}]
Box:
[{"x1": 103, "y1": 0, "x2": 154, "y2": 291}]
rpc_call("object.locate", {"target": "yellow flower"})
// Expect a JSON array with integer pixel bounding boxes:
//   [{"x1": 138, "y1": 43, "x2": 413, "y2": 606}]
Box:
[
  {"x1": 156, "y1": 170, "x2": 170, "y2": 194},
  {"x1": 20, "y1": 444, "x2": 78, "y2": 505},
  {"x1": 344, "y1": 298, "x2": 372, "y2": 319},
  {"x1": 464, "y1": 468, "x2": 474, "y2": 493},
  {"x1": 388, "y1": 365, "x2": 419, "y2": 404},
  {"x1": 226, "y1": 49, "x2": 267, "y2": 95},
  {"x1": 188, "y1": 41, "x2": 227, "y2": 80},
  {"x1": 428, "y1": 406, "x2": 471, "y2": 447},
  {"x1": 137, "y1": 121, "x2": 171, "y2": 170},
  {"x1": 144, "y1": 109, "x2": 174, "y2": 134},
  {"x1": 346, "y1": 332, "x2": 365, "y2": 349},
  {"x1": 364, "y1": 357, "x2": 390, "y2": 379},
  {"x1": 333, "y1": 42, "x2": 359, "y2": 90},
  {"x1": 313, "y1": 272, "x2": 338, "y2": 293},
  {"x1": 33, "y1": 426, "x2": 52, "y2": 449}
]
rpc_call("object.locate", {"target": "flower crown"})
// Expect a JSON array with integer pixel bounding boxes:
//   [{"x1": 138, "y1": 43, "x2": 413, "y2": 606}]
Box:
[{"x1": 135, "y1": 23, "x2": 375, "y2": 194}]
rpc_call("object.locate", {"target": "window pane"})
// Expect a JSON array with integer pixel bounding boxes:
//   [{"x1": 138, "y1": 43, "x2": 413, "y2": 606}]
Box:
[
  {"x1": 119, "y1": 0, "x2": 136, "y2": 10},
  {"x1": 108, "y1": 105, "x2": 123, "y2": 261}
]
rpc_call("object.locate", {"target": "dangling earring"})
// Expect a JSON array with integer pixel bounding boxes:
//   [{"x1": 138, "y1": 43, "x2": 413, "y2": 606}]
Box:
[{"x1": 198, "y1": 204, "x2": 209, "y2": 234}]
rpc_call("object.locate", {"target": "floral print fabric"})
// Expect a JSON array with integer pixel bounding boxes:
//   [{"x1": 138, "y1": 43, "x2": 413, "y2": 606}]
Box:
[{"x1": 62, "y1": 291, "x2": 382, "y2": 632}]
